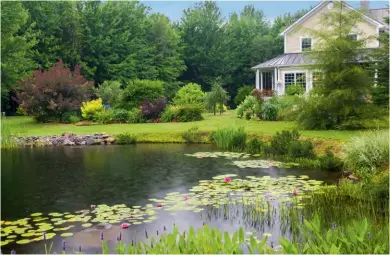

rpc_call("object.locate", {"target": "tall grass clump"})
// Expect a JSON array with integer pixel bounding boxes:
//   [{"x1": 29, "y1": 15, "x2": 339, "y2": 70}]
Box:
[
  {"x1": 182, "y1": 126, "x2": 202, "y2": 143},
  {"x1": 1, "y1": 120, "x2": 19, "y2": 149},
  {"x1": 210, "y1": 126, "x2": 247, "y2": 151},
  {"x1": 115, "y1": 132, "x2": 136, "y2": 145},
  {"x1": 343, "y1": 130, "x2": 389, "y2": 180}
]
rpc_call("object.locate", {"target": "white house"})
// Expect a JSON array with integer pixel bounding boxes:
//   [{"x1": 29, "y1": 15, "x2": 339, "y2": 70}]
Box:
[{"x1": 251, "y1": 0, "x2": 388, "y2": 95}]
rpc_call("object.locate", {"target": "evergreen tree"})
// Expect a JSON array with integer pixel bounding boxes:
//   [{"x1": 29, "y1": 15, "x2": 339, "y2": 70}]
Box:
[{"x1": 205, "y1": 78, "x2": 230, "y2": 115}]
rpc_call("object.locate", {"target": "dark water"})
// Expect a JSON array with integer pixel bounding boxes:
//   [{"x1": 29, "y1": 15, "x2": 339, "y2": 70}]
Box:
[{"x1": 1, "y1": 144, "x2": 339, "y2": 253}]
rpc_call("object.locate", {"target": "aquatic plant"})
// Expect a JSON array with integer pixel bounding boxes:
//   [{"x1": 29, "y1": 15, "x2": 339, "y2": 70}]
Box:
[
  {"x1": 210, "y1": 127, "x2": 247, "y2": 151},
  {"x1": 181, "y1": 126, "x2": 203, "y2": 143},
  {"x1": 115, "y1": 132, "x2": 136, "y2": 145},
  {"x1": 1, "y1": 121, "x2": 20, "y2": 149}
]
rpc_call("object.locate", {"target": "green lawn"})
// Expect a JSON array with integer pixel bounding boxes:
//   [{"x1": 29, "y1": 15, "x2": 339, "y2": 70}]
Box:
[{"x1": 3, "y1": 110, "x2": 383, "y2": 141}]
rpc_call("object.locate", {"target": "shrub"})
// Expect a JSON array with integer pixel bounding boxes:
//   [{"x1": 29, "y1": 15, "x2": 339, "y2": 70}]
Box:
[
  {"x1": 16, "y1": 106, "x2": 27, "y2": 116},
  {"x1": 115, "y1": 132, "x2": 136, "y2": 144},
  {"x1": 61, "y1": 111, "x2": 80, "y2": 124},
  {"x1": 211, "y1": 127, "x2": 247, "y2": 151},
  {"x1": 95, "y1": 80, "x2": 122, "y2": 107},
  {"x1": 285, "y1": 84, "x2": 305, "y2": 96},
  {"x1": 288, "y1": 140, "x2": 314, "y2": 159},
  {"x1": 262, "y1": 100, "x2": 278, "y2": 121},
  {"x1": 269, "y1": 130, "x2": 300, "y2": 155},
  {"x1": 175, "y1": 106, "x2": 203, "y2": 122},
  {"x1": 274, "y1": 95, "x2": 302, "y2": 121},
  {"x1": 173, "y1": 83, "x2": 205, "y2": 108},
  {"x1": 182, "y1": 126, "x2": 202, "y2": 143},
  {"x1": 318, "y1": 150, "x2": 343, "y2": 171},
  {"x1": 246, "y1": 137, "x2": 266, "y2": 154},
  {"x1": 140, "y1": 97, "x2": 166, "y2": 120},
  {"x1": 69, "y1": 115, "x2": 80, "y2": 124},
  {"x1": 236, "y1": 95, "x2": 261, "y2": 119},
  {"x1": 94, "y1": 110, "x2": 113, "y2": 124},
  {"x1": 163, "y1": 81, "x2": 183, "y2": 103},
  {"x1": 234, "y1": 85, "x2": 254, "y2": 106},
  {"x1": 161, "y1": 106, "x2": 177, "y2": 122},
  {"x1": 112, "y1": 109, "x2": 129, "y2": 123},
  {"x1": 81, "y1": 98, "x2": 104, "y2": 121},
  {"x1": 119, "y1": 79, "x2": 164, "y2": 110},
  {"x1": 343, "y1": 130, "x2": 389, "y2": 179},
  {"x1": 17, "y1": 60, "x2": 93, "y2": 122},
  {"x1": 128, "y1": 108, "x2": 144, "y2": 123}
]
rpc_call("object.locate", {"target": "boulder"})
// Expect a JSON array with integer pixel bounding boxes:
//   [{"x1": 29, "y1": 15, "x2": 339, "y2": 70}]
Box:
[
  {"x1": 63, "y1": 139, "x2": 75, "y2": 146},
  {"x1": 104, "y1": 137, "x2": 115, "y2": 143},
  {"x1": 86, "y1": 138, "x2": 95, "y2": 145},
  {"x1": 93, "y1": 139, "x2": 103, "y2": 145},
  {"x1": 80, "y1": 141, "x2": 86, "y2": 145}
]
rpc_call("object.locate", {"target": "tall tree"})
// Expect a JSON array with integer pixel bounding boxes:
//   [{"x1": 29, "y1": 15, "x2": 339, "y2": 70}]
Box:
[
  {"x1": 1, "y1": 1, "x2": 36, "y2": 112},
  {"x1": 179, "y1": 1, "x2": 227, "y2": 91}
]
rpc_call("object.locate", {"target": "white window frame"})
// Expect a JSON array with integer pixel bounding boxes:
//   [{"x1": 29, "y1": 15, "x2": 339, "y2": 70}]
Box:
[
  {"x1": 283, "y1": 71, "x2": 307, "y2": 92},
  {"x1": 300, "y1": 37, "x2": 313, "y2": 52},
  {"x1": 347, "y1": 33, "x2": 358, "y2": 41}
]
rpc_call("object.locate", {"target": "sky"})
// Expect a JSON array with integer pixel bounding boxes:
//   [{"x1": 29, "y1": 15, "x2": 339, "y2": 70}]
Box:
[{"x1": 141, "y1": 0, "x2": 388, "y2": 23}]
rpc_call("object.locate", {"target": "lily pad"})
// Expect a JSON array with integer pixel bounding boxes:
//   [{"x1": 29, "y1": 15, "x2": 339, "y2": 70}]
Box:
[
  {"x1": 82, "y1": 223, "x2": 92, "y2": 228},
  {"x1": 16, "y1": 239, "x2": 31, "y2": 244},
  {"x1": 60, "y1": 233, "x2": 73, "y2": 237},
  {"x1": 30, "y1": 213, "x2": 42, "y2": 217}
]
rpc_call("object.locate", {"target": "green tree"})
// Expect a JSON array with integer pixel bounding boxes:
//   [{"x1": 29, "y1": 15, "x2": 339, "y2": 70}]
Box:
[
  {"x1": 173, "y1": 83, "x2": 205, "y2": 108},
  {"x1": 234, "y1": 85, "x2": 254, "y2": 106},
  {"x1": 298, "y1": 1, "x2": 375, "y2": 130},
  {"x1": 119, "y1": 80, "x2": 165, "y2": 110},
  {"x1": 205, "y1": 78, "x2": 230, "y2": 115},
  {"x1": 179, "y1": 2, "x2": 227, "y2": 91},
  {"x1": 95, "y1": 80, "x2": 122, "y2": 107},
  {"x1": 1, "y1": 1, "x2": 36, "y2": 112}
]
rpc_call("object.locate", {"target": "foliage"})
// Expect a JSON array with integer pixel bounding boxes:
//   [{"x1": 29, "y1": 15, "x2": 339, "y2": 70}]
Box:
[
  {"x1": 269, "y1": 130, "x2": 300, "y2": 155},
  {"x1": 95, "y1": 81, "x2": 122, "y2": 107},
  {"x1": 163, "y1": 81, "x2": 183, "y2": 103},
  {"x1": 261, "y1": 100, "x2": 278, "y2": 120},
  {"x1": 127, "y1": 109, "x2": 144, "y2": 124},
  {"x1": 271, "y1": 95, "x2": 301, "y2": 121},
  {"x1": 246, "y1": 137, "x2": 265, "y2": 154},
  {"x1": 173, "y1": 83, "x2": 205, "y2": 108},
  {"x1": 140, "y1": 97, "x2": 167, "y2": 120},
  {"x1": 161, "y1": 106, "x2": 177, "y2": 122},
  {"x1": 119, "y1": 80, "x2": 165, "y2": 110},
  {"x1": 182, "y1": 126, "x2": 203, "y2": 143},
  {"x1": 318, "y1": 150, "x2": 343, "y2": 171},
  {"x1": 288, "y1": 140, "x2": 314, "y2": 159},
  {"x1": 236, "y1": 95, "x2": 261, "y2": 119},
  {"x1": 61, "y1": 111, "x2": 80, "y2": 124},
  {"x1": 18, "y1": 60, "x2": 93, "y2": 122},
  {"x1": 115, "y1": 132, "x2": 136, "y2": 144},
  {"x1": 234, "y1": 86, "x2": 254, "y2": 106},
  {"x1": 210, "y1": 127, "x2": 247, "y2": 151},
  {"x1": 285, "y1": 84, "x2": 304, "y2": 96},
  {"x1": 204, "y1": 79, "x2": 230, "y2": 115},
  {"x1": 1, "y1": 121, "x2": 20, "y2": 149},
  {"x1": 81, "y1": 98, "x2": 104, "y2": 121},
  {"x1": 343, "y1": 130, "x2": 389, "y2": 180},
  {"x1": 94, "y1": 110, "x2": 113, "y2": 124},
  {"x1": 1, "y1": 1, "x2": 36, "y2": 113},
  {"x1": 68, "y1": 115, "x2": 80, "y2": 124},
  {"x1": 112, "y1": 109, "x2": 129, "y2": 123},
  {"x1": 301, "y1": 1, "x2": 373, "y2": 130},
  {"x1": 175, "y1": 106, "x2": 203, "y2": 122},
  {"x1": 16, "y1": 106, "x2": 28, "y2": 116}
]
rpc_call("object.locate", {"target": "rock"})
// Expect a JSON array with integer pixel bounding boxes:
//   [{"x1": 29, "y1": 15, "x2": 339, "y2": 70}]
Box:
[
  {"x1": 347, "y1": 174, "x2": 360, "y2": 182},
  {"x1": 80, "y1": 141, "x2": 86, "y2": 145},
  {"x1": 62, "y1": 132, "x2": 74, "y2": 137},
  {"x1": 93, "y1": 139, "x2": 103, "y2": 145},
  {"x1": 63, "y1": 139, "x2": 75, "y2": 146},
  {"x1": 104, "y1": 137, "x2": 115, "y2": 143}
]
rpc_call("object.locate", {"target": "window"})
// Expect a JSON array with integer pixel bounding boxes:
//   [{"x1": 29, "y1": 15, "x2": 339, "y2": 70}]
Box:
[
  {"x1": 301, "y1": 38, "x2": 312, "y2": 51},
  {"x1": 262, "y1": 72, "x2": 273, "y2": 90},
  {"x1": 312, "y1": 72, "x2": 323, "y2": 87},
  {"x1": 284, "y1": 72, "x2": 306, "y2": 90},
  {"x1": 347, "y1": 34, "x2": 357, "y2": 41}
]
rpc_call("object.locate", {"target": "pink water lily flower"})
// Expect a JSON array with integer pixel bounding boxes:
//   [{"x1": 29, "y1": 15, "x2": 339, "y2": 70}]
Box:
[
  {"x1": 196, "y1": 155, "x2": 203, "y2": 158},
  {"x1": 184, "y1": 196, "x2": 188, "y2": 201},
  {"x1": 292, "y1": 188, "x2": 298, "y2": 196},
  {"x1": 269, "y1": 163, "x2": 273, "y2": 168},
  {"x1": 224, "y1": 177, "x2": 232, "y2": 183},
  {"x1": 121, "y1": 223, "x2": 129, "y2": 229},
  {"x1": 157, "y1": 202, "x2": 163, "y2": 207}
]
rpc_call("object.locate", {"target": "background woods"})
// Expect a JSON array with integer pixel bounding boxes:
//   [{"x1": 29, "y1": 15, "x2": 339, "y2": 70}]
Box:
[{"x1": 1, "y1": 0, "x2": 306, "y2": 113}]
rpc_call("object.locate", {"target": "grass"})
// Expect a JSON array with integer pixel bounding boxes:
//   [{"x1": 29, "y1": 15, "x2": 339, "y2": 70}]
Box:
[{"x1": 2, "y1": 111, "x2": 380, "y2": 141}]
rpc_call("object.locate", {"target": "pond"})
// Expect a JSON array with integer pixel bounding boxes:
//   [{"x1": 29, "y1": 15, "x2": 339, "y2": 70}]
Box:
[{"x1": 1, "y1": 144, "x2": 340, "y2": 253}]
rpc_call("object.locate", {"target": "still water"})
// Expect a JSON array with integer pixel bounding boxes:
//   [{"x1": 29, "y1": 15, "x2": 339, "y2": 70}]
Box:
[{"x1": 1, "y1": 144, "x2": 339, "y2": 253}]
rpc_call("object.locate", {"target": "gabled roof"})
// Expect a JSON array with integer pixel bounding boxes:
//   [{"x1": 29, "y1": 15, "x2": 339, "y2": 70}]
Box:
[{"x1": 280, "y1": 0, "x2": 385, "y2": 36}]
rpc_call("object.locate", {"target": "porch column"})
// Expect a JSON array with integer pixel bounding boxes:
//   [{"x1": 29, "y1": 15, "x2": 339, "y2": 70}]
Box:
[
  {"x1": 255, "y1": 69, "x2": 260, "y2": 89},
  {"x1": 260, "y1": 72, "x2": 263, "y2": 90},
  {"x1": 374, "y1": 62, "x2": 378, "y2": 87},
  {"x1": 274, "y1": 68, "x2": 277, "y2": 90}
]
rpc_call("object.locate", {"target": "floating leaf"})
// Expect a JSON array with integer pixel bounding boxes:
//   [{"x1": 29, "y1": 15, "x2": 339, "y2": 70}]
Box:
[
  {"x1": 30, "y1": 213, "x2": 42, "y2": 217},
  {"x1": 82, "y1": 223, "x2": 92, "y2": 228},
  {"x1": 16, "y1": 239, "x2": 31, "y2": 244},
  {"x1": 21, "y1": 232, "x2": 35, "y2": 237},
  {"x1": 45, "y1": 233, "x2": 56, "y2": 240},
  {"x1": 60, "y1": 233, "x2": 73, "y2": 237},
  {"x1": 1, "y1": 240, "x2": 10, "y2": 246}
]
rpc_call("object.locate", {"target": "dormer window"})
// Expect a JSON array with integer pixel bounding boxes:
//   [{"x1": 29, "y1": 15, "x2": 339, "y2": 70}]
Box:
[
  {"x1": 301, "y1": 38, "x2": 312, "y2": 51},
  {"x1": 347, "y1": 34, "x2": 358, "y2": 41}
]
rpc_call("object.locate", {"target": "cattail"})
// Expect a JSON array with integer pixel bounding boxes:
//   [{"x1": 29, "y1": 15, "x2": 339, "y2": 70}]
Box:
[{"x1": 100, "y1": 231, "x2": 104, "y2": 241}]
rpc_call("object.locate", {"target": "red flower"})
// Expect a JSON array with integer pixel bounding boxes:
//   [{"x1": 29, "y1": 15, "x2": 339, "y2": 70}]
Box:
[
  {"x1": 224, "y1": 177, "x2": 232, "y2": 183},
  {"x1": 184, "y1": 196, "x2": 188, "y2": 201},
  {"x1": 121, "y1": 223, "x2": 129, "y2": 229},
  {"x1": 269, "y1": 163, "x2": 273, "y2": 168},
  {"x1": 157, "y1": 202, "x2": 163, "y2": 207},
  {"x1": 292, "y1": 189, "x2": 298, "y2": 196}
]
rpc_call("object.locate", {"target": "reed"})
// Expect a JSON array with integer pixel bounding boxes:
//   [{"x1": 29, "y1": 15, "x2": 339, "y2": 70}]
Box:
[
  {"x1": 210, "y1": 126, "x2": 247, "y2": 151},
  {"x1": 1, "y1": 120, "x2": 20, "y2": 149}
]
